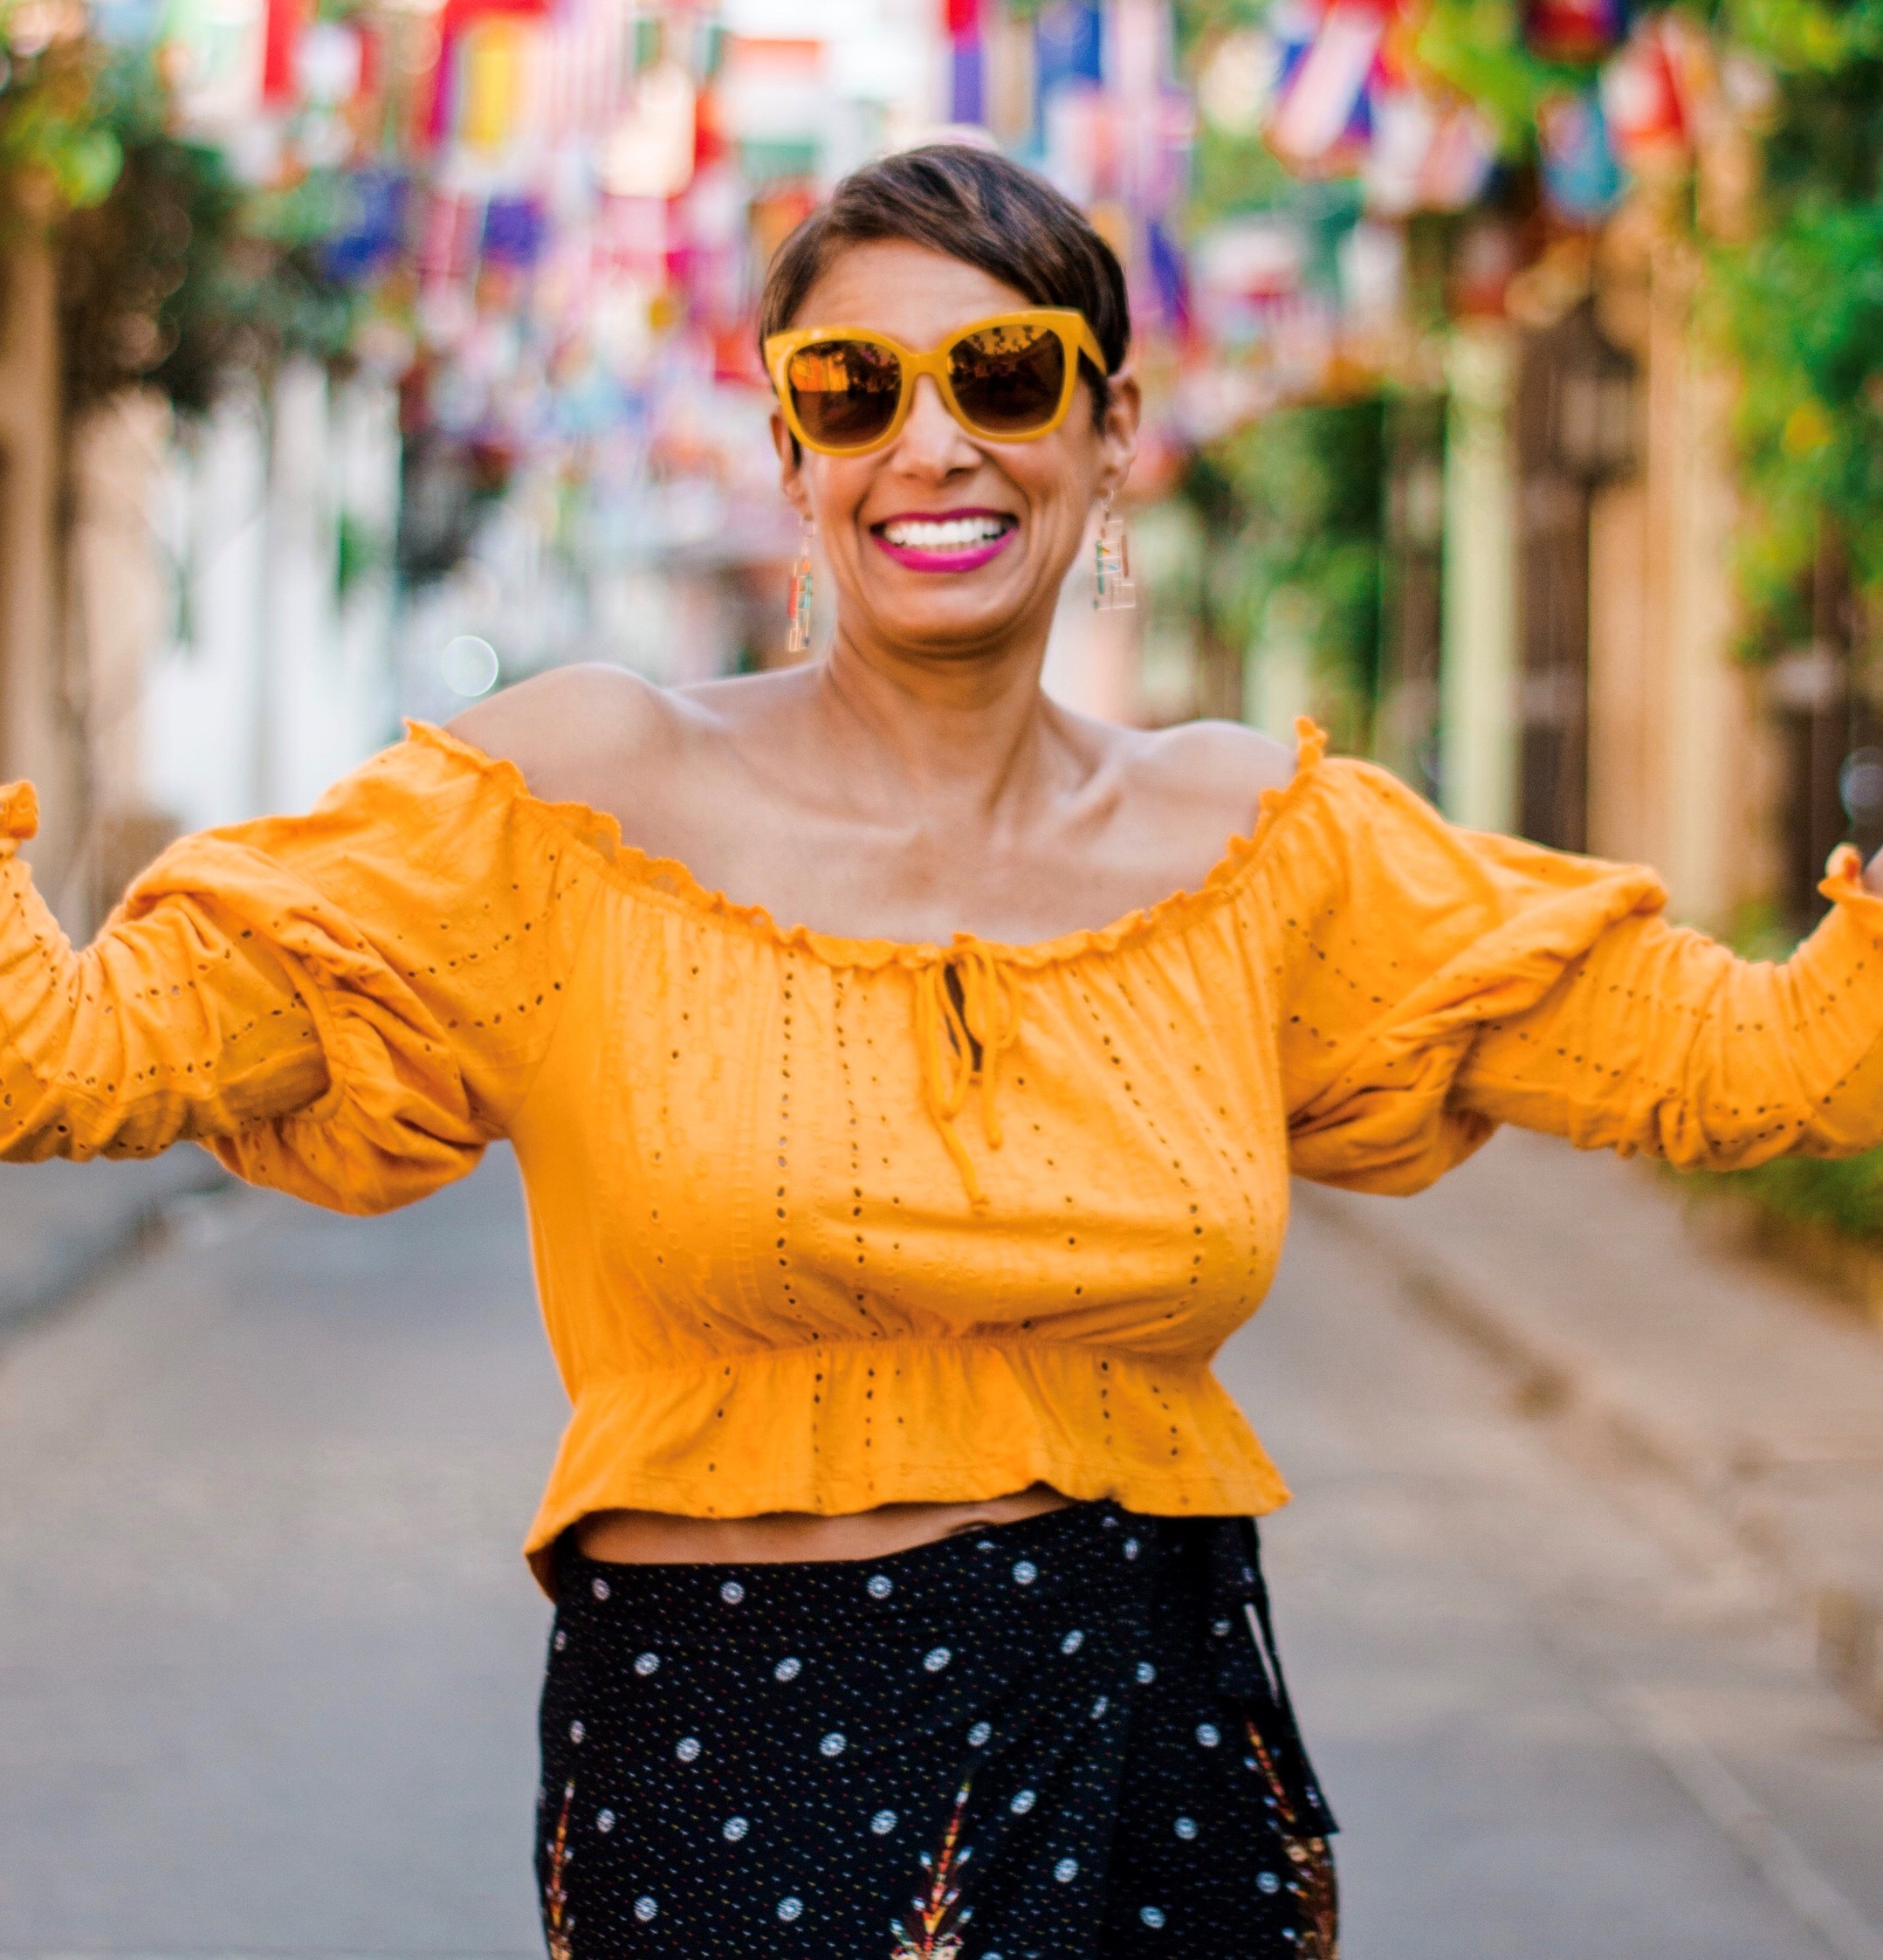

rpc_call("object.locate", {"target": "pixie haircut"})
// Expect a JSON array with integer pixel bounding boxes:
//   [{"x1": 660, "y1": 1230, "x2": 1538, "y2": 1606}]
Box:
[{"x1": 758, "y1": 144, "x2": 1131, "y2": 425}]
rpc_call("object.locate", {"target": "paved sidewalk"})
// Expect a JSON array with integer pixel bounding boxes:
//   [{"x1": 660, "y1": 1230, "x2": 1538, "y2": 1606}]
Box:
[
  {"x1": 0, "y1": 1151, "x2": 231, "y2": 1337},
  {"x1": 1303, "y1": 1128, "x2": 1883, "y2": 1723}
]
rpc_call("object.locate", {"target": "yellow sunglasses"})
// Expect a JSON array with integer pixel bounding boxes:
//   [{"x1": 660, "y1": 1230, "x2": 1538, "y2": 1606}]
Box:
[{"x1": 763, "y1": 307, "x2": 1110, "y2": 457}]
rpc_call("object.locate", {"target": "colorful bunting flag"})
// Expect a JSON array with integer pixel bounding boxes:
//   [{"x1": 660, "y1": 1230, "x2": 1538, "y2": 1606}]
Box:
[
  {"x1": 1537, "y1": 87, "x2": 1625, "y2": 219},
  {"x1": 1268, "y1": 1, "x2": 1384, "y2": 169}
]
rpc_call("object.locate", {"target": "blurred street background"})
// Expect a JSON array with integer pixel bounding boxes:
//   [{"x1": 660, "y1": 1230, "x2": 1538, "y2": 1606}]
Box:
[
  {"x1": 3, "y1": 0, "x2": 1883, "y2": 1951},
  {"x1": 6, "y1": 1139, "x2": 1883, "y2": 1958}
]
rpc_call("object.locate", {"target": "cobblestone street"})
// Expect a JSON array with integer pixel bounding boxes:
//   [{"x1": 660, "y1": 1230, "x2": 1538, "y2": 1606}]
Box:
[{"x1": 3, "y1": 1138, "x2": 1881, "y2": 1959}]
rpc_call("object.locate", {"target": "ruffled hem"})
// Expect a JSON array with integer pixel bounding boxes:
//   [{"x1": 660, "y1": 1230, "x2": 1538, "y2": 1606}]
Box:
[
  {"x1": 406, "y1": 716, "x2": 1330, "y2": 974},
  {"x1": 0, "y1": 782, "x2": 38, "y2": 844},
  {"x1": 520, "y1": 1338, "x2": 1293, "y2": 1593}
]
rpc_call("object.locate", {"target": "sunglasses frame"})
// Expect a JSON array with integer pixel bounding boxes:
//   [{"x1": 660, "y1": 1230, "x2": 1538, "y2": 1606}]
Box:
[{"x1": 763, "y1": 307, "x2": 1110, "y2": 457}]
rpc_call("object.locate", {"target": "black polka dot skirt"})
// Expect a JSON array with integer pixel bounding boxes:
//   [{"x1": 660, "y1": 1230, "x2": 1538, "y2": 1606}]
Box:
[{"x1": 537, "y1": 1504, "x2": 1338, "y2": 1958}]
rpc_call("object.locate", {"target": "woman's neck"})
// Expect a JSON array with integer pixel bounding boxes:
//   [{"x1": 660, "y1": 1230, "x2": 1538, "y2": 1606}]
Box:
[{"x1": 813, "y1": 624, "x2": 1081, "y2": 827}]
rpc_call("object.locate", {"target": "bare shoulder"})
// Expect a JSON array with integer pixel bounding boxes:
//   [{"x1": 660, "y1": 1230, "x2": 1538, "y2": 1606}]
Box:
[
  {"x1": 443, "y1": 663, "x2": 820, "y2": 834},
  {"x1": 1117, "y1": 717, "x2": 1297, "y2": 834},
  {"x1": 446, "y1": 664, "x2": 685, "y2": 804}
]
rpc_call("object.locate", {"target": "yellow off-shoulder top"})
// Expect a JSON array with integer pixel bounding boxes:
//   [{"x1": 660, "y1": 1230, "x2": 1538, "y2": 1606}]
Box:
[{"x1": 6, "y1": 721, "x2": 1883, "y2": 1585}]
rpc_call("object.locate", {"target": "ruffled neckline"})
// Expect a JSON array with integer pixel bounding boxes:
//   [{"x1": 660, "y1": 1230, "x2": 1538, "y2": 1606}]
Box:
[{"x1": 408, "y1": 716, "x2": 1329, "y2": 973}]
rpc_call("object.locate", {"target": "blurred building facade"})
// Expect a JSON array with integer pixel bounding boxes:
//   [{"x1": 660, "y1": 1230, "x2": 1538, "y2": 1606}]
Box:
[{"x1": 1432, "y1": 211, "x2": 1776, "y2": 933}]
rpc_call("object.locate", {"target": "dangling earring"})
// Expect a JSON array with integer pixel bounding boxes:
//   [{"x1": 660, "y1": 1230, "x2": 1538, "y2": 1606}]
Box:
[
  {"x1": 1093, "y1": 496, "x2": 1136, "y2": 613},
  {"x1": 787, "y1": 516, "x2": 815, "y2": 654}
]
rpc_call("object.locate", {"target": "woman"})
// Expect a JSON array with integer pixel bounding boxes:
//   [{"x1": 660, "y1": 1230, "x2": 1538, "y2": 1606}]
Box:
[{"x1": 5, "y1": 145, "x2": 1883, "y2": 1958}]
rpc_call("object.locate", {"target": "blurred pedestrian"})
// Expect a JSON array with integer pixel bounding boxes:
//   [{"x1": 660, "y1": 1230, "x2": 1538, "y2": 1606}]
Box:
[{"x1": 8, "y1": 145, "x2": 1883, "y2": 1959}]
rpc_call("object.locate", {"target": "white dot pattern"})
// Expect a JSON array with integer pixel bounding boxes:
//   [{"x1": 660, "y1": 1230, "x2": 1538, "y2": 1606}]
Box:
[{"x1": 534, "y1": 1505, "x2": 1334, "y2": 1956}]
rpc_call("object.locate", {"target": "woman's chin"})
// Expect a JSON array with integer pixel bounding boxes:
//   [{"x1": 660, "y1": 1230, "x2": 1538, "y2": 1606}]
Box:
[
  {"x1": 868, "y1": 603, "x2": 1036, "y2": 658},
  {"x1": 854, "y1": 569, "x2": 1053, "y2": 657}
]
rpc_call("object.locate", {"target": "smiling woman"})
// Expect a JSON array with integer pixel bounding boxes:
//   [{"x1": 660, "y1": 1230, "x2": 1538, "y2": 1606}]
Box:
[{"x1": 8, "y1": 143, "x2": 1883, "y2": 1960}]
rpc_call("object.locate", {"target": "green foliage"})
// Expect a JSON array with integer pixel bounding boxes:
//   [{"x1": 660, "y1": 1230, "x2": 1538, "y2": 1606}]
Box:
[
  {"x1": 1188, "y1": 401, "x2": 1386, "y2": 745},
  {"x1": 1725, "y1": 0, "x2": 1883, "y2": 73},
  {"x1": 1707, "y1": 3, "x2": 1883, "y2": 650},
  {"x1": 1698, "y1": 1146, "x2": 1883, "y2": 1247},
  {"x1": 0, "y1": 31, "x2": 121, "y2": 223},
  {"x1": 335, "y1": 507, "x2": 388, "y2": 599},
  {"x1": 1412, "y1": 0, "x2": 1584, "y2": 154},
  {"x1": 1172, "y1": 0, "x2": 1269, "y2": 50},
  {"x1": 1707, "y1": 189, "x2": 1883, "y2": 645},
  {"x1": 1186, "y1": 119, "x2": 1296, "y2": 220},
  {"x1": 58, "y1": 55, "x2": 358, "y2": 419}
]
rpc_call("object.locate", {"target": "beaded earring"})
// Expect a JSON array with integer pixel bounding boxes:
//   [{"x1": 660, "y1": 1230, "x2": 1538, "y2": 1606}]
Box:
[
  {"x1": 787, "y1": 517, "x2": 815, "y2": 654},
  {"x1": 1093, "y1": 496, "x2": 1136, "y2": 613}
]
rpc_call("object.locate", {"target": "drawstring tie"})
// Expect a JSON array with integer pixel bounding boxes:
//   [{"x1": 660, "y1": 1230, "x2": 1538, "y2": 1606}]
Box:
[{"x1": 914, "y1": 943, "x2": 1022, "y2": 1210}]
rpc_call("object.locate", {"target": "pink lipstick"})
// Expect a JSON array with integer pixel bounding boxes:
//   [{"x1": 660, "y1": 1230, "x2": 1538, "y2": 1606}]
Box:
[{"x1": 869, "y1": 507, "x2": 1018, "y2": 574}]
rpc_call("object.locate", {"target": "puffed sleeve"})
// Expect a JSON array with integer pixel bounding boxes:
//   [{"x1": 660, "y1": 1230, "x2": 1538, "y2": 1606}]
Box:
[
  {"x1": 0, "y1": 725, "x2": 608, "y2": 1213},
  {"x1": 1254, "y1": 731, "x2": 1883, "y2": 1193}
]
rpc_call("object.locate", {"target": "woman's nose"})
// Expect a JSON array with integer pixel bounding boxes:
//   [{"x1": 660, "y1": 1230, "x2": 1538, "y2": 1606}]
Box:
[{"x1": 894, "y1": 375, "x2": 977, "y2": 470}]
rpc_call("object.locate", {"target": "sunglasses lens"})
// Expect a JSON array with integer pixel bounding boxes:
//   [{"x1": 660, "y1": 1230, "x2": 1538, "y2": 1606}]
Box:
[
  {"x1": 785, "y1": 339, "x2": 903, "y2": 450},
  {"x1": 947, "y1": 323, "x2": 1068, "y2": 436}
]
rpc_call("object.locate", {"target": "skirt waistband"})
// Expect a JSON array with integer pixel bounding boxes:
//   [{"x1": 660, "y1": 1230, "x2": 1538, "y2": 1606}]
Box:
[
  {"x1": 553, "y1": 1502, "x2": 1335, "y2": 1837},
  {"x1": 556, "y1": 1502, "x2": 1145, "y2": 1621}
]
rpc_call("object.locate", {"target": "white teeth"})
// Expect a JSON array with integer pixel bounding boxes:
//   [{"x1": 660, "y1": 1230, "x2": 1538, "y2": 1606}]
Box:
[{"x1": 882, "y1": 515, "x2": 1010, "y2": 550}]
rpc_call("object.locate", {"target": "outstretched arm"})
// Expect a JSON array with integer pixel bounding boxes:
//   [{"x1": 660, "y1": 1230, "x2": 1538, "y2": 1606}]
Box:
[
  {"x1": 1455, "y1": 846, "x2": 1883, "y2": 1169},
  {"x1": 0, "y1": 783, "x2": 333, "y2": 1161},
  {"x1": 0, "y1": 726, "x2": 606, "y2": 1213},
  {"x1": 1261, "y1": 750, "x2": 1883, "y2": 1193}
]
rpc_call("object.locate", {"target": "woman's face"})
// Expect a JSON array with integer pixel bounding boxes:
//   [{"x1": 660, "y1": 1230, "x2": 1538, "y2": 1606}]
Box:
[{"x1": 772, "y1": 239, "x2": 1139, "y2": 664}]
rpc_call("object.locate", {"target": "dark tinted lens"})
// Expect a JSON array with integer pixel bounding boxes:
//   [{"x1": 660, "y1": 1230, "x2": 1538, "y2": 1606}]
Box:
[
  {"x1": 948, "y1": 324, "x2": 1067, "y2": 435},
  {"x1": 786, "y1": 340, "x2": 903, "y2": 448}
]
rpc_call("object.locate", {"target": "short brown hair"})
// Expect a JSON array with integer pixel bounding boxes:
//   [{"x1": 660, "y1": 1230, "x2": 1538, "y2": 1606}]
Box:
[{"x1": 758, "y1": 144, "x2": 1130, "y2": 423}]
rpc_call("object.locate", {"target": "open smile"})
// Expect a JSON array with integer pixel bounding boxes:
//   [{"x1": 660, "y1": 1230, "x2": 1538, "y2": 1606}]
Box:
[{"x1": 869, "y1": 509, "x2": 1019, "y2": 574}]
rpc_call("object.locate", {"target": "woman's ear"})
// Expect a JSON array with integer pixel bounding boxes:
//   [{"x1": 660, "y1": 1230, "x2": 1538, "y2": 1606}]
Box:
[
  {"x1": 771, "y1": 408, "x2": 811, "y2": 520},
  {"x1": 1096, "y1": 371, "x2": 1142, "y2": 502}
]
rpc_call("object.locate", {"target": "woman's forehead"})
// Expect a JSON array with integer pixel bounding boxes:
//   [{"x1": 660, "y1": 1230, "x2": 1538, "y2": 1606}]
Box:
[{"x1": 791, "y1": 239, "x2": 1034, "y2": 342}]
